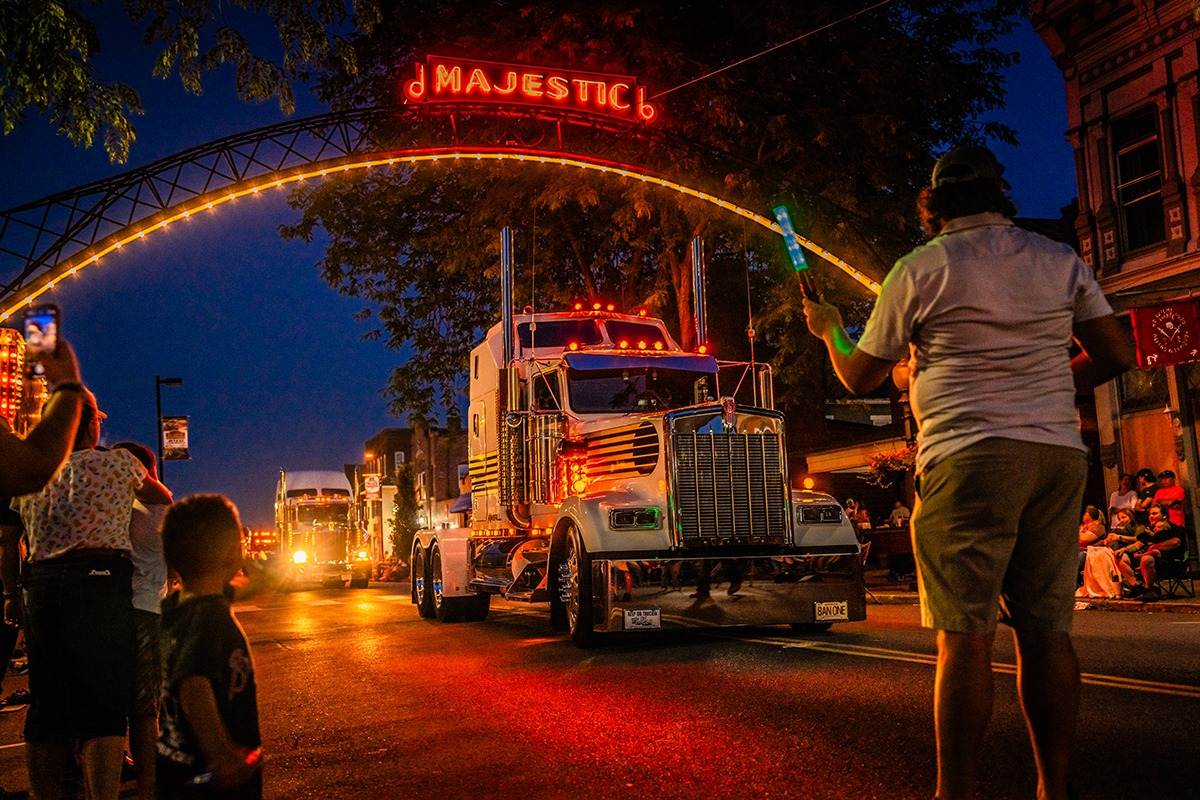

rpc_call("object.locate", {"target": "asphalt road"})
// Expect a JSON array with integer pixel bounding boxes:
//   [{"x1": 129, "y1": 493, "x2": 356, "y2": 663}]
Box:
[{"x1": 2, "y1": 584, "x2": 1198, "y2": 799}]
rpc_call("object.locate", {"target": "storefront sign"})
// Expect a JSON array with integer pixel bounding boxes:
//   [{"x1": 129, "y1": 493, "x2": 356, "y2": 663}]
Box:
[
  {"x1": 162, "y1": 415, "x2": 190, "y2": 461},
  {"x1": 1130, "y1": 299, "x2": 1200, "y2": 368},
  {"x1": 404, "y1": 55, "x2": 658, "y2": 124}
]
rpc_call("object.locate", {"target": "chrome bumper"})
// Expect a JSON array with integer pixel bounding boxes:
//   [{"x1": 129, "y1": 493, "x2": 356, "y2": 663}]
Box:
[{"x1": 590, "y1": 554, "x2": 866, "y2": 633}]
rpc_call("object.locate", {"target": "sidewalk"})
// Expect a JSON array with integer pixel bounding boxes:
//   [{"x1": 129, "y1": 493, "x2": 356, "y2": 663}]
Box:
[{"x1": 862, "y1": 566, "x2": 1200, "y2": 615}]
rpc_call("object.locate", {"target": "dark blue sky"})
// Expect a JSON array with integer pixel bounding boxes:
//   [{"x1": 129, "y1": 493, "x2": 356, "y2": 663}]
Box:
[{"x1": 0, "y1": 15, "x2": 1073, "y2": 527}]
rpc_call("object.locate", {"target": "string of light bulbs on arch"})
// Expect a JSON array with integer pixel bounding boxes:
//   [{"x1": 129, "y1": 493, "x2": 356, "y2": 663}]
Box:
[{"x1": 0, "y1": 147, "x2": 881, "y2": 322}]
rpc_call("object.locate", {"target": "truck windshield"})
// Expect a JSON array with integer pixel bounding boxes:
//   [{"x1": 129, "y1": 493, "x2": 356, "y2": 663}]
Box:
[
  {"x1": 517, "y1": 319, "x2": 603, "y2": 349},
  {"x1": 296, "y1": 504, "x2": 348, "y2": 526},
  {"x1": 603, "y1": 320, "x2": 670, "y2": 349},
  {"x1": 567, "y1": 367, "x2": 715, "y2": 413}
]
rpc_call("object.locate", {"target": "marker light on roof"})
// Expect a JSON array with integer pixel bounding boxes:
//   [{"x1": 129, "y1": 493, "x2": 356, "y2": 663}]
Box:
[
  {"x1": 593, "y1": 302, "x2": 602, "y2": 311},
  {"x1": 569, "y1": 342, "x2": 579, "y2": 351},
  {"x1": 698, "y1": 345, "x2": 708, "y2": 354},
  {"x1": 618, "y1": 340, "x2": 629, "y2": 349},
  {"x1": 606, "y1": 304, "x2": 615, "y2": 311},
  {"x1": 637, "y1": 341, "x2": 647, "y2": 349},
  {"x1": 653, "y1": 342, "x2": 664, "y2": 350},
  {"x1": 574, "y1": 302, "x2": 583, "y2": 310}
]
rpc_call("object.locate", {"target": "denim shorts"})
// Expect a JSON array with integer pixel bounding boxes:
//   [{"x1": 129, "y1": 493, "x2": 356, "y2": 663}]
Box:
[
  {"x1": 912, "y1": 438, "x2": 1087, "y2": 634},
  {"x1": 23, "y1": 554, "x2": 135, "y2": 741}
]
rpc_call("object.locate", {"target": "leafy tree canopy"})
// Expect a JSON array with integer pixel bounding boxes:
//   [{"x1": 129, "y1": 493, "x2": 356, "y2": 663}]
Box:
[
  {"x1": 284, "y1": 0, "x2": 1025, "y2": 439},
  {"x1": 0, "y1": 0, "x2": 380, "y2": 162}
]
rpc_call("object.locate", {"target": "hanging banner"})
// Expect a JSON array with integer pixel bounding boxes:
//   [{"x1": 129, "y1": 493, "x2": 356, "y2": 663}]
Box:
[
  {"x1": 364, "y1": 474, "x2": 381, "y2": 500},
  {"x1": 161, "y1": 415, "x2": 190, "y2": 461},
  {"x1": 1130, "y1": 299, "x2": 1200, "y2": 369}
]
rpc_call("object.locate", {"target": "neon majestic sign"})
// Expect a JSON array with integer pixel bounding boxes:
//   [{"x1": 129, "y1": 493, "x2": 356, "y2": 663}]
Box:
[{"x1": 404, "y1": 55, "x2": 658, "y2": 124}]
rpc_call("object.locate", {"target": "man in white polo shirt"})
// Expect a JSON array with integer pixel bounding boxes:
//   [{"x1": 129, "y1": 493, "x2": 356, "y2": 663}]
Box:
[{"x1": 804, "y1": 145, "x2": 1134, "y2": 800}]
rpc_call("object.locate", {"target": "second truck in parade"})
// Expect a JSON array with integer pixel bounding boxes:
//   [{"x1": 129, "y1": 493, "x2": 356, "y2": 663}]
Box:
[{"x1": 411, "y1": 230, "x2": 866, "y2": 645}]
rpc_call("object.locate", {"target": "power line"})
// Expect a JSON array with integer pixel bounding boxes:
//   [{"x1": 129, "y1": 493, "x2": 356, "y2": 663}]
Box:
[{"x1": 650, "y1": 0, "x2": 898, "y2": 100}]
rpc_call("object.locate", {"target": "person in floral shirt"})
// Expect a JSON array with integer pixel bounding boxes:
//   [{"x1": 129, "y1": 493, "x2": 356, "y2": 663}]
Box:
[{"x1": 12, "y1": 388, "x2": 171, "y2": 800}]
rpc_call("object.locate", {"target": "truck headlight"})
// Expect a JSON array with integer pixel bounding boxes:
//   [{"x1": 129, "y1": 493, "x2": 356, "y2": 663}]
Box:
[
  {"x1": 609, "y1": 507, "x2": 660, "y2": 529},
  {"x1": 355, "y1": 550, "x2": 369, "y2": 561},
  {"x1": 292, "y1": 550, "x2": 308, "y2": 564}
]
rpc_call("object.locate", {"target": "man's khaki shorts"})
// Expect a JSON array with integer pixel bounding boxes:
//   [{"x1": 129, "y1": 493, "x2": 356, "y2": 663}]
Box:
[{"x1": 912, "y1": 438, "x2": 1087, "y2": 634}]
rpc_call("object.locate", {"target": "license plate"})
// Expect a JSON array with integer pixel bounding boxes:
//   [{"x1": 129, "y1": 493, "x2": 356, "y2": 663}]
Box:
[
  {"x1": 814, "y1": 601, "x2": 849, "y2": 622},
  {"x1": 623, "y1": 608, "x2": 661, "y2": 630}
]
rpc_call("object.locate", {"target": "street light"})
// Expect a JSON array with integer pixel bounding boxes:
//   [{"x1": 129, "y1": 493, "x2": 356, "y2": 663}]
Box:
[{"x1": 155, "y1": 375, "x2": 183, "y2": 480}]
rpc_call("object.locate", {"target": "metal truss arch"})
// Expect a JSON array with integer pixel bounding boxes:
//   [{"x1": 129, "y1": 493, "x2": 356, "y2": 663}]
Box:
[{"x1": 0, "y1": 104, "x2": 877, "y2": 319}]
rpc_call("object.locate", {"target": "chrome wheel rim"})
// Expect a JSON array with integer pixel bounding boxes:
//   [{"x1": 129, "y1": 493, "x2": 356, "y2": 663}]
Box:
[
  {"x1": 564, "y1": 535, "x2": 581, "y2": 630},
  {"x1": 414, "y1": 550, "x2": 426, "y2": 605},
  {"x1": 432, "y1": 549, "x2": 444, "y2": 610}
]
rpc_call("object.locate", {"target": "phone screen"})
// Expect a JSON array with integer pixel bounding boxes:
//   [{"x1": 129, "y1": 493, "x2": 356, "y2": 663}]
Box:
[{"x1": 23, "y1": 305, "x2": 59, "y2": 373}]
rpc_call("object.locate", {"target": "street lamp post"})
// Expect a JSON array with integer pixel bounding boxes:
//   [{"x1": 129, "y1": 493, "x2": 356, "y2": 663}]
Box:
[{"x1": 155, "y1": 375, "x2": 183, "y2": 480}]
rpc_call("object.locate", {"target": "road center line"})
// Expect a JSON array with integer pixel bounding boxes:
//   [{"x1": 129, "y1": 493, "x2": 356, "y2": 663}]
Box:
[{"x1": 728, "y1": 633, "x2": 1200, "y2": 699}]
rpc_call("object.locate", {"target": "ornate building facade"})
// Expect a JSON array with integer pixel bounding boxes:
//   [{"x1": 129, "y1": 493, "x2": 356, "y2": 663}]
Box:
[{"x1": 1034, "y1": 0, "x2": 1200, "y2": 550}]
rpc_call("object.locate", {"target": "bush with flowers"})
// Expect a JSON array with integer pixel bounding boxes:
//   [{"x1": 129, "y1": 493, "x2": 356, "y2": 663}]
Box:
[{"x1": 864, "y1": 444, "x2": 917, "y2": 488}]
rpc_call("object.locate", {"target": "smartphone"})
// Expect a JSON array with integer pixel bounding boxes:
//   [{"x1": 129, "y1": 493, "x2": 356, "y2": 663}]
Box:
[{"x1": 23, "y1": 303, "x2": 59, "y2": 376}]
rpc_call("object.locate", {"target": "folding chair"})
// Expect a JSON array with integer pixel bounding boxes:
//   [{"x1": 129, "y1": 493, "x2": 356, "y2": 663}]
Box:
[{"x1": 1154, "y1": 550, "x2": 1195, "y2": 599}]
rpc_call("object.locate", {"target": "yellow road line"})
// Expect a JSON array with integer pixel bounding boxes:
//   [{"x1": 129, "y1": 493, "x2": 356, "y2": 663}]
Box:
[{"x1": 726, "y1": 633, "x2": 1200, "y2": 699}]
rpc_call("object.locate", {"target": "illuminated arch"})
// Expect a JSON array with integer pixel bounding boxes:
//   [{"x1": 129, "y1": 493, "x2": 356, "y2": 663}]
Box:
[{"x1": 0, "y1": 107, "x2": 880, "y2": 320}]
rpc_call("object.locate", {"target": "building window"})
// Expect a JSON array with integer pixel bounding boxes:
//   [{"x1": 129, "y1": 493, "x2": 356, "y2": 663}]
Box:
[
  {"x1": 1111, "y1": 107, "x2": 1165, "y2": 251},
  {"x1": 1119, "y1": 366, "x2": 1169, "y2": 413}
]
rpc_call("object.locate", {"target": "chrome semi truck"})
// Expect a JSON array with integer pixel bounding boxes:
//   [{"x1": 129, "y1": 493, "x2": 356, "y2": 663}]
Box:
[
  {"x1": 411, "y1": 230, "x2": 866, "y2": 645},
  {"x1": 276, "y1": 469, "x2": 372, "y2": 589}
]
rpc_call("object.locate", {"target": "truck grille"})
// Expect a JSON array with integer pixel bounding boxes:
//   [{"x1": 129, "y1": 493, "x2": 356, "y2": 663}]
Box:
[{"x1": 671, "y1": 432, "x2": 788, "y2": 546}]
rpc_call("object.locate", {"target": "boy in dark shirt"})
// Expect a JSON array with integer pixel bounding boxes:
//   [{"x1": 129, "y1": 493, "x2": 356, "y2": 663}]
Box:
[{"x1": 157, "y1": 495, "x2": 261, "y2": 799}]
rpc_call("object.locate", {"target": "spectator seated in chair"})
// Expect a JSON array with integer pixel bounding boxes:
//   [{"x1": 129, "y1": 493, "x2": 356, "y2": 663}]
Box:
[{"x1": 1115, "y1": 503, "x2": 1184, "y2": 601}]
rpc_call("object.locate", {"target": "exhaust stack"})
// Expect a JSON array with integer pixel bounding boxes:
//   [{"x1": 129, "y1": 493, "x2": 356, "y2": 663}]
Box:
[{"x1": 692, "y1": 236, "x2": 706, "y2": 351}]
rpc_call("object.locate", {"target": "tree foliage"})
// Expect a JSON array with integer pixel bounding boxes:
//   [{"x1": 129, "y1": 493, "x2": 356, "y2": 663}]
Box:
[
  {"x1": 0, "y1": 0, "x2": 380, "y2": 162},
  {"x1": 391, "y1": 458, "x2": 419, "y2": 560},
  {"x1": 285, "y1": 0, "x2": 1026, "y2": 439}
]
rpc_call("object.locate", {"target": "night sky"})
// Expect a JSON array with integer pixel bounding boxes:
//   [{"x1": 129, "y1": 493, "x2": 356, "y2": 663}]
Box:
[{"x1": 0, "y1": 14, "x2": 1073, "y2": 528}]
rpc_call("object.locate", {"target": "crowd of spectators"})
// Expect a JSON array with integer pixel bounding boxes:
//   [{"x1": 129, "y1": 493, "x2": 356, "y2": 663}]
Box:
[
  {"x1": 1081, "y1": 467, "x2": 1190, "y2": 601},
  {"x1": 1, "y1": 336, "x2": 262, "y2": 799}
]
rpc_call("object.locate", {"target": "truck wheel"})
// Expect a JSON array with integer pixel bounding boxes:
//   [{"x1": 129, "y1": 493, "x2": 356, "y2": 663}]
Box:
[
  {"x1": 562, "y1": 525, "x2": 596, "y2": 647},
  {"x1": 413, "y1": 547, "x2": 435, "y2": 618},
  {"x1": 431, "y1": 545, "x2": 463, "y2": 623},
  {"x1": 349, "y1": 574, "x2": 369, "y2": 589}
]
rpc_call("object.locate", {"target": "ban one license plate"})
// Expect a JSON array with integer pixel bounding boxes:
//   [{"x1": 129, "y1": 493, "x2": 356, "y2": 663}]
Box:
[{"x1": 814, "y1": 601, "x2": 849, "y2": 622}]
